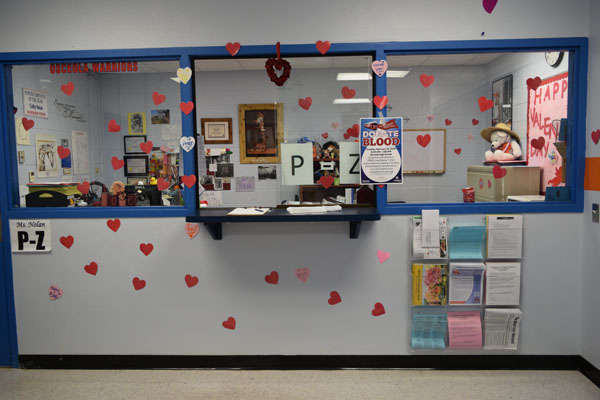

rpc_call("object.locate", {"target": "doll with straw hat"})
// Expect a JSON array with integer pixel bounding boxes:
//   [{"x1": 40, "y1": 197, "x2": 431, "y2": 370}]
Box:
[{"x1": 480, "y1": 122, "x2": 522, "y2": 162}]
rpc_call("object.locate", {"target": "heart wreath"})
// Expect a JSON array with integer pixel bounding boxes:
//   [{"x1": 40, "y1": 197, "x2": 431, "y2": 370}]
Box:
[{"x1": 265, "y1": 42, "x2": 292, "y2": 87}]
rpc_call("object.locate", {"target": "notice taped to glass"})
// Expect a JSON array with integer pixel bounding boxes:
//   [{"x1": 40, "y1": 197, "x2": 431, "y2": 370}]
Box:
[{"x1": 360, "y1": 117, "x2": 403, "y2": 184}]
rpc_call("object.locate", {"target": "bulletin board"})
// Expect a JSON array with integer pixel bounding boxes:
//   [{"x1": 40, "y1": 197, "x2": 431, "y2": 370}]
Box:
[{"x1": 403, "y1": 129, "x2": 446, "y2": 174}]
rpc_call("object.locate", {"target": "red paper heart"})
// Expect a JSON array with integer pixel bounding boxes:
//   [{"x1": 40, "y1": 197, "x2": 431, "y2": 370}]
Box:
[
  {"x1": 419, "y1": 74, "x2": 435, "y2": 88},
  {"x1": 445, "y1": 119, "x2": 452, "y2": 126},
  {"x1": 488, "y1": 179, "x2": 492, "y2": 189},
  {"x1": 322, "y1": 132, "x2": 329, "y2": 139},
  {"x1": 223, "y1": 317, "x2": 236, "y2": 330},
  {"x1": 265, "y1": 271, "x2": 279, "y2": 285},
  {"x1": 341, "y1": 86, "x2": 356, "y2": 99},
  {"x1": 180, "y1": 101, "x2": 194, "y2": 115},
  {"x1": 22, "y1": 117, "x2": 34, "y2": 131},
  {"x1": 492, "y1": 165, "x2": 507, "y2": 179},
  {"x1": 526, "y1": 77, "x2": 542, "y2": 91},
  {"x1": 478, "y1": 96, "x2": 494, "y2": 112},
  {"x1": 371, "y1": 302, "x2": 385, "y2": 316},
  {"x1": 328, "y1": 291, "x2": 342, "y2": 305},
  {"x1": 157, "y1": 178, "x2": 170, "y2": 191},
  {"x1": 454, "y1": 148, "x2": 462, "y2": 155},
  {"x1": 139, "y1": 141, "x2": 153, "y2": 154},
  {"x1": 132, "y1": 277, "x2": 146, "y2": 291},
  {"x1": 343, "y1": 133, "x2": 350, "y2": 140},
  {"x1": 531, "y1": 136, "x2": 545, "y2": 150},
  {"x1": 346, "y1": 124, "x2": 359, "y2": 138},
  {"x1": 416, "y1": 134, "x2": 431, "y2": 148},
  {"x1": 139, "y1": 243, "x2": 154, "y2": 256},
  {"x1": 77, "y1": 181, "x2": 90, "y2": 195},
  {"x1": 111, "y1": 156, "x2": 124, "y2": 170},
  {"x1": 107, "y1": 219, "x2": 121, "y2": 232},
  {"x1": 185, "y1": 274, "x2": 199, "y2": 288},
  {"x1": 472, "y1": 118, "x2": 479, "y2": 126},
  {"x1": 226, "y1": 42, "x2": 241, "y2": 56},
  {"x1": 265, "y1": 58, "x2": 292, "y2": 86},
  {"x1": 378, "y1": 185, "x2": 385, "y2": 188},
  {"x1": 298, "y1": 97, "x2": 312, "y2": 110},
  {"x1": 57, "y1": 146, "x2": 70, "y2": 159},
  {"x1": 483, "y1": 0, "x2": 499, "y2": 14},
  {"x1": 373, "y1": 95, "x2": 388, "y2": 110},
  {"x1": 61, "y1": 82, "x2": 74, "y2": 96},
  {"x1": 315, "y1": 40, "x2": 331, "y2": 55},
  {"x1": 108, "y1": 119, "x2": 121, "y2": 132},
  {"x1": 60, "y1": 235, "x2": 74, "y2": 249},
  {"x1": 182, "y1": 174, "x2": 197, "y2": 188},
  {"x1": 592, "y1": 130, "x2": 600, "y2": 145},
  {"x1": 152, "y1": 91, "x2": 166, "y2": 105},
  {"x1": 84, "y1": 262, "x2": 98, "y2": 276},
  {"x1": 319, "y1": 175, "x2": 334, "y2": 189}
]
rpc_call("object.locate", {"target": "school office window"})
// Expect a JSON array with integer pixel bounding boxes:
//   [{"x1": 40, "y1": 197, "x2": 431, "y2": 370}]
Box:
[{"x1": 10, "y1": 60, "x2": 185, "y2": 208}]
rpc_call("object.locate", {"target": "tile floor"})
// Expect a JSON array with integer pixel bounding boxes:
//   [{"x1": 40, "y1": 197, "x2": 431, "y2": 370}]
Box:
[{"x1": 0, "y1": 369, "x2": 598, "y2": 400}]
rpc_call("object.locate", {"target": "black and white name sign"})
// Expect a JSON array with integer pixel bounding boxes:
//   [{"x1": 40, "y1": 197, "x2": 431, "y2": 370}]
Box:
[{"x1": 10, "y1": 220, "x2": 51, "y2": 252}]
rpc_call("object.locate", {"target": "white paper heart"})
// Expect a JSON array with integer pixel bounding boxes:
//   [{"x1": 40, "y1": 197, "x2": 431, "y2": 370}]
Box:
[
  {"x1": 180, "y1": 136, "x2": 196, "y2": 152},
  {"x1": 176, "y1": 67, "x2": 192, "y2": 84}
]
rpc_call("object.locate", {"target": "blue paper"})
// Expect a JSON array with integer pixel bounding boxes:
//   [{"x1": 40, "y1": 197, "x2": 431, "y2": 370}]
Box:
[
  {"x1": 411, "y1": 311, "x2": 447, "y2": 349},
  {"x1": 449, "y1": 226, "x2": 485, "y2": 259}
]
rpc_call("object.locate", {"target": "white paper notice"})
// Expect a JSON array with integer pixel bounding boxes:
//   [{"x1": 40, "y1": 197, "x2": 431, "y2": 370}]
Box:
[
  {"x1": 281, "y1": 143, "x2": 313, "y2": 185},
  {"x1": 485, "y1": 262, "x2": 521, "y2": 306},
  {"x1": 484, "y1": 309, "x2": 522, "y2": 350},
  {"x1": 10, "y1": 220, "x2": 51, "y2": 252},
  {"x1": 486, "y1": 215, "x2": 523, "y2": 259},
  {"x1": 421, "y1": 209, "x2": 440, "y2": 247},
  {"x1": 200, "y1": 191, "x2": 222, "y2": 206},
  {"x1": 339, "y1": 142, "x2": 360, "y2": 184}
]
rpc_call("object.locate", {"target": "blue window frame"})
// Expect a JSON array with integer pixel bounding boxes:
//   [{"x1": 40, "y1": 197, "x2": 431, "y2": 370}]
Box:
[{"x1": 0, "y1": 37, "x2": 588, "y2": 219}]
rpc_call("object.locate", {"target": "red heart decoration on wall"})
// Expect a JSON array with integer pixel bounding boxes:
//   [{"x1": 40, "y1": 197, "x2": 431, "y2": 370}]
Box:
[
  {"x1": 265, "y1": 58, "x2": 292, "y2": 87},
  {"x1": 343, "y1": 133, "x2": 350, "y2": 140},
  {"x1": 60, "y1": 235, "x2": 74, "y2": 249},
  {"x1": 445, "y1": 119, "x2": 452, "y2": 126},
  {"x1": 492, "y1": 165, "x2": 507, "y2": 179},
  {"x1": 454, "y1": 148, "x2": 462, "y2": 155},
  {"x1": 341, "y1": 86, "x2": 356, "y2": 99},
  {"x1": 185, "y1": 274, "x2": 199, "y2": 288},
  {"x1": 226, "y1": 42, "x2": 241, "y2": 56},
  {"x1": 483, "y1": 0, "x2": 498, "y2": 14},
  {"x1": 472, "y1": 119, "x2": 479, "y2": 126},
  {"x1": 222, "y1": 317, "x2": 236, "y2": 330},
  {"x1": 84, "y1": 262, "x2": 98, "y2": 276},
  {"x1": 592, "y1": 130, "x2": 600, "y2": 145},
  {"x1": 322, "y1": 132, "x2": 329, "y2": 139},
  {"x1": 373, "y1": 95, "x2": 388, "y2": 110},
  {"x1": 22, "y1": 117, "x2": 34, "y2": 131},
  {"x1": 319, "y1": 175, "x2": 334, "y2": 189},
  {"x1": 180, "y1": 101, "x2": 194, "y2": 115},
  {"x1": 139, "y1": 141, "x2": 153, "y2": 154},
  {"x1": 132, "y1": 277, "x2": 146, "y2": 291},
  {"x1": 61, "y1": 82, "x2": 74, "y2": 96},
  {"x1": 111, "y1": 156, "x2": 124, "y2": 170},
  {"x1": 181, "y1": 175, "x2": 197, "y2": 188},
  {"x1": 531, "y1": 136, "x2": 545, "y2": 150},
  {"x1": 139, "y1": 243, "x2": 154, "y2": 256},
  {"x1": 315, "y1": 40, "x2": 331, "y2": 55},
  {"x1": 298, "y1": 97, "x2": 312, "y2": 110},
  {"x1": 488, "y1": 179, "x2": 492, "y2": 189},
  {"x1": 157, "y1": 178, "x2": 170, "y2": 191},
  {"x1": 527, "y1": 77, "x2": 542, "y2": 91},
  {"x1": 328, "y1": 291, "x2": 342, "y2": 305},
  {"x1": 108, "y1": 119, "x2": 120, "y2": 132},
  {"x1": 107, "y1": 219, "x2": 121, "y2": 232},
  {"x1": 77, "y1": 181, "x2": 90, "y2": 195},
  {"x1": 152, "y1": 91, "x2": 166, "y2": 105},
  {"x1": 419, "y1": 74, "x2": 435, "y2": 88},
  {"x1": 57, "y1": 146, "x2": 70, "y2": 159},
  {"x1": 346, "y1": 124, "x2": 359, "y2": 138},
  {"x1": 265, "y1": 271, "x2": 279, "y2": 285},
  {"x1": 416, "y1": 134, "x2": 431, "y2": 148},
  {"x1": 478, "y1": 96, "x2": 494, "y2": 112},
  {"x1": 371, "y1": 302, "x2": 386, "y2": 316}
]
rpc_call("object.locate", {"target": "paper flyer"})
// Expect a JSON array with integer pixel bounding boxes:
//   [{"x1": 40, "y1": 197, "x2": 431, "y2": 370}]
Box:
[
  {"x1": 448, "y1": 311, "x2": 482, "y2": 348},
  {"x1": 449, "y1": 263, "x2": 485, "y2": 305},
  {"x1": 411, "y1": 310, "x2": 447, "y2": 350},
  {"x1": 412, "y1": 216, "x2": 448, "y2": 259},
  {"x1": 412, "y1": 264, "x2": 448, "y2": 306},
  {"x1": 360, "y1": 117, "x2": 403, "y2": 184},
  {"x1": 484, "y1": 309, "x2": 522, "y2": 350}
]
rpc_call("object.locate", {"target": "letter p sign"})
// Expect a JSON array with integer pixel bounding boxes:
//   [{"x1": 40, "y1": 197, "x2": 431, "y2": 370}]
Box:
[{"x1": 281, "y1": 143, "x2": 313, "y2": 185}]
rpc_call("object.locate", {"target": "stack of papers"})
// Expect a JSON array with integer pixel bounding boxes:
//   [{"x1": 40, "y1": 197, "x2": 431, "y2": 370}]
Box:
[
  {"x1": 449, "y1": 226, "x2": 485, "y2": 259},
  {"x1": 486, "y1": 215, "x2": 523, "y2": 259},
  {"x1": 412, "y1": 216, "x2": 448, "y2": 259},
  {"x1": 411, "y1": 311, "x2": 447, "y2": 350},
  {"x1": 227, "y1": 208, "x2": 271, "y2": 216},
  {"x1": 484, "y1": 309, "x2": 522, "y2": 350},
  {"x1": 449, "y1": 263, "x2": 485, "y2": 305},
  {"x1": 448, "y1": 311, "x2": 482, "y2": 348},
  {"x1": 286, "y1": 205, "x2": 342, "y2": 215},
  {"x1": 485, "y1": 262, "x2": 521, "y2": 306}
]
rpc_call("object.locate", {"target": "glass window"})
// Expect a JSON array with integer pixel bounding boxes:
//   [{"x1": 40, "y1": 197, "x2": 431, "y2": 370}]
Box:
[{"x1": 11, "y1": 60, "x2": 184, "y2": 208}]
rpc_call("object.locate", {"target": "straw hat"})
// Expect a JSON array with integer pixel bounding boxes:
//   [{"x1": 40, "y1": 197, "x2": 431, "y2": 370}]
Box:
[{"x1": 480, "y1": 123, "x2": 520, "y2": 144}]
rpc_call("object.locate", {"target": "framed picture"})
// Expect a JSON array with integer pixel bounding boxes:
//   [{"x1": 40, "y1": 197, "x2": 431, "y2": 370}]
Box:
[
  {"x1": 201, "y1": 118, "x2": 233, "y2": 144},
  {"x1": 124, "y1": 135, "x2": 147, "y2": 154},
  {"x1": 124, "y1": 155, "x2": 149, "y2": 176},
  {"x1": 492, "y1": 75, "x2": 513, "y2": 128},
  {"x1": 127, "y1": 176, "x2": 148, "y2": 185},
  {"x1": 151, "y1": 109, "x2": 170, "y2": 124},
  {"x1": 238, "y1": 103, "x2": 283, "y2": 164},
  {"x1": 35, "y1": 133, "x2": 59, "y2": 178},
  {"x1": 128, "y1": 112, "x2": 147, "y2": 134}
]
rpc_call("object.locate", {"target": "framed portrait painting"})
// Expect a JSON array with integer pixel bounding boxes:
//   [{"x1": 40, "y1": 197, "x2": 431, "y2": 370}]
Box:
[
  {"x1": 492, "y1": 75, "x2": 513, "y2": 128},
  {"x1": 128, "y1": 112, "x2": 147, "y2": 135},
  {"x1": 238, "y1": 103, "x2": 283, "y2": 164},
  {"x1": 201, "y1": 118, "x2": 233, "y2": 144}
]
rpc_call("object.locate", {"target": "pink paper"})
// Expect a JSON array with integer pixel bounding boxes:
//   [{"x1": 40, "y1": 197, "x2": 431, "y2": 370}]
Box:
[{"x1": 447, "y1": 311, "x2": 482, "y2": 348}]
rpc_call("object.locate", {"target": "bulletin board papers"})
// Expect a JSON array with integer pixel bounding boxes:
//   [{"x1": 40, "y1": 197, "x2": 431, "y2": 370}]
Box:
[
  {"x1": 411, "y1": 310, "x2": 447, "y2": 350},
  {"x1": 484, "y1": 309, "x2": 522, "y2": 350},
  {"x1": 485, "y1": 262, "x2": 521, "y2": 306},
  {"x1": 200, "y1": 190, "x2": 222, "y2": 206},
  {"x1": 71, "y1": 131, "x2": 89, "y2": 174},
  {"x1": 448, "y1": 226, "x2": 485, "y2": 259},
  {"x1": 447, "y1": 311, "x2": 482, "y2": 348},
  {"x1": 449, "y1": 263, "x2": 485, "y2": 305},
  {"x1": 161, "y1": 124, "x2": 182, "y2": 141},
  {"x1": 486, "y1": 215, "x2": 523, "y2": 259},
  {"x1": 23, "y1": 88, "x2": 48, "y2": 119},
  {"x1": 360, "y1": 117, "x2": 403, "y2": 184}
]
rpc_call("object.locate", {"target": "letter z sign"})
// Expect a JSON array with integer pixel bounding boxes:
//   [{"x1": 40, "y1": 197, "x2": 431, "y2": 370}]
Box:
[{"x1": 10, "y1": 220, "x2": 51, "y2": 252}]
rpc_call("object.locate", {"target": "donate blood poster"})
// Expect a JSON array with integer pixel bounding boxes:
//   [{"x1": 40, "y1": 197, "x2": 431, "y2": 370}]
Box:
[{"x1": 360, "y1": 117, "x2": 403, "y2": 184}]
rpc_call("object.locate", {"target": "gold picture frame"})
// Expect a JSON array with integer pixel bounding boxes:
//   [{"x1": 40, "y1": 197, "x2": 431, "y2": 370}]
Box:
[
  {"x1": 238, "y1": 103, "x2": 283, "y2": 164},
  {"x1": 201, "y1": 118, "x2": 233, "y2": 144},
  {"x1": 128, "y1": 112, "x2": 147, "y2": 135}
]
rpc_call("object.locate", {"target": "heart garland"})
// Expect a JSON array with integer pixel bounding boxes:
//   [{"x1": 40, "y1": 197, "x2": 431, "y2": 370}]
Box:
[{"x1": 265, "y1": 42, "x2": 292, "y2": 87}]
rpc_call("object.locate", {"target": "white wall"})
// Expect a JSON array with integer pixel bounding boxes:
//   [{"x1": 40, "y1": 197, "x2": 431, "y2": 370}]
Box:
[{"x1": 0, "y1": 0, "x2": 591, "y2": 357}]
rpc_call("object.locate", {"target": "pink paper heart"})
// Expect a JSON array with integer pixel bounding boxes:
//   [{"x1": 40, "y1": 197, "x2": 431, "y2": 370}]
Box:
[
  {"x1": 482, "y1": 0, "x2": 498, "y2": 14},
  {"x1": 371, "y1": 60, "x2": 388, "y2": 77},
  {"x1": 185, "y1": 223, "x2": 200, "y2": 239},
  {"x1": 152, "y1": 91, "x2": 166, "y2": 105},
  {"x1": 296, "y1": 268, "x2": 310, "y2": 283},
  {"x1": 377, "y1": 249, "x2": 390, "y2": 264},
  {"x1": 468, "y1": 134, "x2": 474, "y2": 141},
  {"x1": 343, "y1": 133, "x2": 350, "y2": 140},
  {"x1": 265, "y1": 271, "x2": 279, "y2": 285},
  {"x1": 160, "y1": 145, "x2": 170, "y2": 152},
  {"x1": 49, "y1": 285, "x2": 63, "y2": 300},
  {"x1": 478, "y1": 96, "x2": 494, "y2": 112}
]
